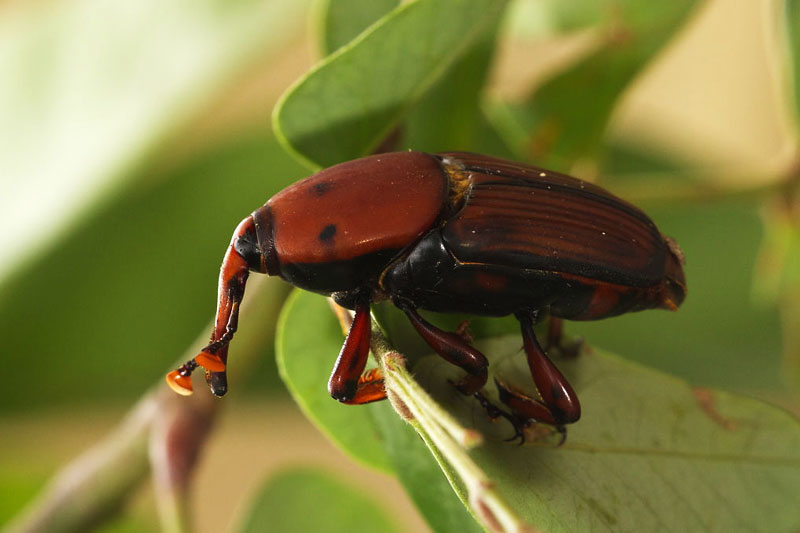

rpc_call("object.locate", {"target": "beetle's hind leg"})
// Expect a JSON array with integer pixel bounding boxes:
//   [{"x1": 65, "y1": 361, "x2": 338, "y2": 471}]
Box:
[
  {"x1": 400, "y1": 305, "x2": 527, "y2": 437},
  {"x1": 495, "y1": 312, "x2": 581, "y2": 440},
  {"x1": 328, "y1": 299, "x2": 386, "y2": 405}
]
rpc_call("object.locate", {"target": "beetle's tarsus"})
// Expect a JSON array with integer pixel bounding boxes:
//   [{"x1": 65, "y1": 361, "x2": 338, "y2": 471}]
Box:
[
  {"x1": 506, "y1": 429, "x2": 525, "y2": 446},
  {"x1": 455, "y1": 320, "x2": 473, "y2": 343},
  {"x1": 469, "y1": 387, "x2": 526, "y2": 444},
  {"x1": 555, "y1": 425, "x2": 567, "y2": 446}
]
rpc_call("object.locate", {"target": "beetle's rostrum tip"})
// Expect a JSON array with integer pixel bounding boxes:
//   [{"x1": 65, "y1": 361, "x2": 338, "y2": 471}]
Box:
[
  {"x1": 208, "y1": 372, "x2": 228, "y2": 397},
  {"x1": 166, "y1": 370, "x2": 194, "y2": 396}
]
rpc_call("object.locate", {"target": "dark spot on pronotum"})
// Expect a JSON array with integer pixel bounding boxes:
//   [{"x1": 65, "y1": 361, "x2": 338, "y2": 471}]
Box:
[
  {"x1": 319, "y1": 224, "x2": 337, "y2": 242},
  {"x1": 313, "y1": 181, "x2": 332, "y2": 196}
]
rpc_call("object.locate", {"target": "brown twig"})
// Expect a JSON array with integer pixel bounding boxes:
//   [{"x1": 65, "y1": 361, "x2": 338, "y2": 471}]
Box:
[{"x1": 6, "y1": 276, "x2": 284, "y2": 533}]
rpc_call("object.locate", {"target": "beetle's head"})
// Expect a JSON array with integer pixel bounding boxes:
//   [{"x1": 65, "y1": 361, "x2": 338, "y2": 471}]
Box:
[
  {"x1": 660, "y1": 236, "x2": 687, "y2": 310},
  {"x1": 231, "y1": 206, "x2": 280, "y2": 277},
  {"x1": 166, "y1": 206, "x2": 279, "y2": 397}
]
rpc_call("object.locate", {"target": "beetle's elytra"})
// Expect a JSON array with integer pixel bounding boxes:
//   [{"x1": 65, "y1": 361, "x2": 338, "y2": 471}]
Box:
[{"x1": 167, "y1": 151, "x2": 686, "y2": 439}]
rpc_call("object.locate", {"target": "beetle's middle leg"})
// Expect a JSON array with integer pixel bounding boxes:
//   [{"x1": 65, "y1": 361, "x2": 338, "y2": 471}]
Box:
[
  {"x1": 495, "y1": 312, "x2": 581, "y2": 439},
  {"x1": 328, "y1": 299, "x2": 386, "y2": 405},
  {"x1": 400, "y1": 306, "x2": 488, "y2": 394}
]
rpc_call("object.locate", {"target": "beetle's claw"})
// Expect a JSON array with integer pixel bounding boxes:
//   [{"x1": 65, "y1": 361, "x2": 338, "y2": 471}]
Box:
[
  {"x1": 504, "y1": 426, "x2": 526, "y2": 445},
  {"x1": 470, "y1": 388, "x2": 527, "y2": 444},
  {"x1": 555, "y1": 425, "x2": 567, "y2": 446},
  {"x1": 503, "y1": 416, "x2": 527, "y2": 445}
]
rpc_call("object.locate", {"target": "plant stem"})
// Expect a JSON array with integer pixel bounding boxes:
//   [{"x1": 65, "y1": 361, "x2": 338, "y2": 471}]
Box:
[
  {"x1": 335, "y1": 300, "x2": 533, "y2": 533},
  {"x1": 6, "y1": 276, "x2": 282, "y2": 533}
]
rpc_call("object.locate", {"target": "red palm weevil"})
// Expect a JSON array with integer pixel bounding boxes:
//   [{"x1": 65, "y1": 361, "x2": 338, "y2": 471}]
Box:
[{"x1": 167, "y1": 151, "x2": 686, "y2": 437}]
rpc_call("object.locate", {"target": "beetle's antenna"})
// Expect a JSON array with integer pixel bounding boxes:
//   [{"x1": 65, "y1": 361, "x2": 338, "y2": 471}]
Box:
[{"x1": 166, "y1": 217, "x2": 256, "y2": 397}]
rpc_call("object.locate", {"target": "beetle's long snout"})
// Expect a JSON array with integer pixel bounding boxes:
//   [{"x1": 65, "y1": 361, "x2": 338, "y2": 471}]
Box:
[
  {"x1": 233, "y1": 206, "x2": 278, "y2": 275},
  {"x1": 166, "y1": 209, "x2": 275, "y2": 397}
]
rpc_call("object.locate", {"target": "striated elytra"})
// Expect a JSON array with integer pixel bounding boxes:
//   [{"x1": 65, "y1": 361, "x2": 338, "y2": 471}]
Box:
[{"x1": 167, "y1": 151, "x2": 686, "y2": 440}]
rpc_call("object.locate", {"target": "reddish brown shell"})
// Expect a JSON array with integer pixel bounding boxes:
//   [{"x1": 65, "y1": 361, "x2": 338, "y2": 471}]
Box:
[
  {"x1": 439, "y1": 152, "x2": 669, "y2": 288},
  {"x1": 268, "y1": 151, "x2": 448, "y2": 265}
]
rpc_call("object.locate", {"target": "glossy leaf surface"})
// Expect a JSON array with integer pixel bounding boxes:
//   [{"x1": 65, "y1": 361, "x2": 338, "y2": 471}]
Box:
[
  {"x1": 316, "y1": 0, "x2": 400, "y2": 56},
  {"x1": 0, "y1": 0, "x2": 307, "y2": 286},
  {"x1": 784, "y1": 0, "x2": 800, "y2": 130},
  {"x1": 277, "y1": 290, "x2": 495, "y2": 532},
  {"x1": 236, "y1": 467, "x2": 403, "y2": 533},
  {"x1": 276, "y1": 290, "x2": 391, "y2": 472},
  {"x1": 0, "y1": 134, "x2": 304, "y2": 412},
  {"x1": 490, "y1": 0, "x2": 698, "y2": 169},
  {"x1": 277, "y1": 287, "x2": 800, "y2": 531},
  {"x1": 274, "y1": 0, "x2": 507, "y2": 168}
]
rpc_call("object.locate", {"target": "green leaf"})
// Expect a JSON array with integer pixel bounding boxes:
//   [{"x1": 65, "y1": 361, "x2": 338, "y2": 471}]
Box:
[
  {"x1": 783, "y1": 0, "x2": 800, "y2": 131},
  {"x1": 412, "y1": 336, "x2": 800, "y2": 532},
  {"x1": 275, "y1": 291, "x2": 487, "y2": 532},
  {"x1": 0, "y1": 133, "x2": 305, "y2": 412},
  {"x1": 277, "y1": 284, "x2": 800, "y2": 531},
  {"x1": 401, "y1": 11, "x2": 503, "y2": 153},
  {"x1": 753, "y1": 201, "x2": 800, "y2": 305},
  {"x1": 235, "y1": 467, "x2": 403, "y2": 533},
  {"x1": 489, "y1": 0, "x2": 698, "y2": 169},
  {"x1": 273, "y1": 0, "x2": 508, "y2": 168},
  {"x1": 753, "y1": 198, "x2": 800, "y2": 392},
  {"x1": 0, "y1": 0, "x2": 308, "y2": 289},
  {"x1": 276, "y1": 290, "x2": 391, "y2": 472},
  {"x1": 315, "y1": 0, "x2": 400, "y2": 56},
  {"x1": 371, "y1": 406, "x2": 484, "y2": 533}
]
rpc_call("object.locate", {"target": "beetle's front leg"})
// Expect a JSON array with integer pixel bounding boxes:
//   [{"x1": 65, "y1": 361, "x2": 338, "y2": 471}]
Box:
[
  {"x1": 328, "y1": 300, "x2": 386, "y2": 405},
  {"x1": 496, "y1": 312, "x2": 581, "y2": 438}
]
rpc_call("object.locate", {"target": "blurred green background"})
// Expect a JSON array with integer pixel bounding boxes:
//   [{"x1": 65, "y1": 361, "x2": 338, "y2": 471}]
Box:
[{"x1": 1, "y1": 0, "x2": 798, "y2": 531}]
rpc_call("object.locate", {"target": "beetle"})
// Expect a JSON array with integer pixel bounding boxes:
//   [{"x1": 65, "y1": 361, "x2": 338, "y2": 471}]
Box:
[{"x1": 166, "y1": 151, "x2": 686, "y2": 439}]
